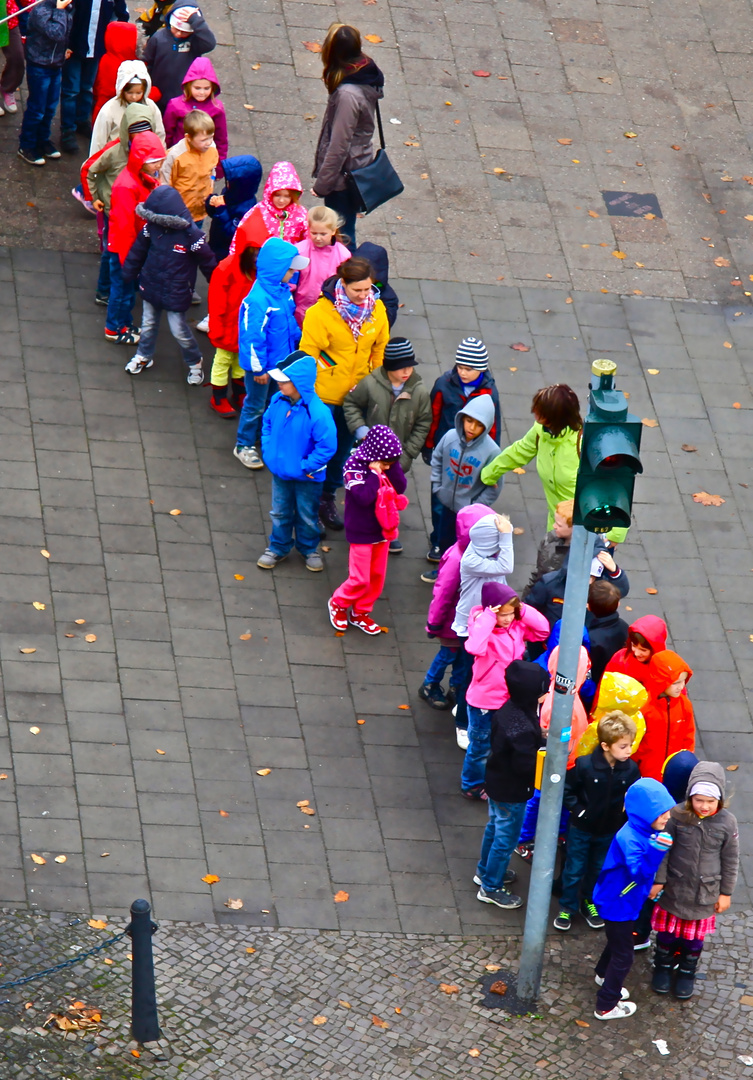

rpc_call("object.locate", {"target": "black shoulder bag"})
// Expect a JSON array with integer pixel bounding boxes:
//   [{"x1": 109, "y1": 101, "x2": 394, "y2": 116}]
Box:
[{"x1": 347, "y1": 100, "x2": 404, "y2": 214}]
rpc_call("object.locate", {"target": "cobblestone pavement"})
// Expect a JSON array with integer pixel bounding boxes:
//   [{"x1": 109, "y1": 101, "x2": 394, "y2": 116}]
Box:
[{"x1": 2, "y1": 907, "x2": 753, "y2": 1079}]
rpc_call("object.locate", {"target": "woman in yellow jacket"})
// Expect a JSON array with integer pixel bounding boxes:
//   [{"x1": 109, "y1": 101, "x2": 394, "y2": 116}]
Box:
[{"x1": 300, "y1": 255, "x2": 389, "y2": 528}]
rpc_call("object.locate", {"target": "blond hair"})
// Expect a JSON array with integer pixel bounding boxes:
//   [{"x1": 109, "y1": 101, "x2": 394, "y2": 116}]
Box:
[
  {"x1": 308, "y1": 204, "x2": 344, "y2": 232},
  {"x1": 184, "y1": 109, "x2": 215, "y2": 137},
  {"x1": 597, "y1": 711, "x2": 637, "y2": 747},
  {"x1": 556, "y1": 499, "x2": 574, "y2": 526}
]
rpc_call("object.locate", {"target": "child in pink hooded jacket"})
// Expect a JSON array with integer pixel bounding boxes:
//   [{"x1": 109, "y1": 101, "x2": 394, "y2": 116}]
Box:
[
  {"x1": 163, "y1": 57, "x2": 228, "y2": 171},
  {"x1": 293, "y1": 205, "x2": 351, "y2": 327},
  {"x1": 232, "y1": 161, "x2": 309, "y2": 251},
  {"x1": 461, "y1": 582, "x2": 550, "y2": 798}
]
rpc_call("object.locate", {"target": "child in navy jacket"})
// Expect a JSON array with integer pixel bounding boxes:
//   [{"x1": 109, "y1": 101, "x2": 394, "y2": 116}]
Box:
[{"x1": 591, "y1": 777, "x2": 675, "y2": 1020}]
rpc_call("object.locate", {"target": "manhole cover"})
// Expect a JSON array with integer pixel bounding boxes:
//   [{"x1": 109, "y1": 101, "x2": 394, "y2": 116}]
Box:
[{"x1": 601, "y1": 191, "x2": 662, "y2": 218}]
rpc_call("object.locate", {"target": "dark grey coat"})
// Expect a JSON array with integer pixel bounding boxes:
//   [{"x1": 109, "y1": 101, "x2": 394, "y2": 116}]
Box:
[{"x1": 654, "y1": 761, "x2": 739, "y2": 921}]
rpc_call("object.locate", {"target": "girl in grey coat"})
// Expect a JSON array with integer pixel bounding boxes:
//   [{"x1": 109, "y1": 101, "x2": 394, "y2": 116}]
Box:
[{"x1": 649, "y1": 760, "x2": 738, "y2": 999}]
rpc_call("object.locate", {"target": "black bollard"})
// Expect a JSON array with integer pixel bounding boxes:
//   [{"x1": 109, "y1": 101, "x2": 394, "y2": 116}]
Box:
[{"x1": 126, "y1": 898, "x2": 162, "y2": 1043}]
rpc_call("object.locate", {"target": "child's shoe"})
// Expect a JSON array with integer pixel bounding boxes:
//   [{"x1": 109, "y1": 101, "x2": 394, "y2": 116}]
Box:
[
  {"x1": 105, "y1": 325, "x2": 141, "y2": 345},
  {"x1": 233, "y1": 445, "x2": 263, "y2": 469},
  {"x1": 327, "y1": 597, "x2": 348, "y2": 632},
  {"x1": 124, "y1": 355, "x2": 153, "y2": 375},
  {"x1": 456, "y1": 728, "x2": 469, "y2": 750},
  {"x1": 187, "y1": 363, "x2": 204, "y2": 386},
  {"x1": 71, "y1": 186, "x2": 97, "y2": 214},
  {"x1": 348, "y1": 611, "x2": 382, "y2": 635},
  {"x1": 420, "y1": 568, "x2": 438, "y2": 584},
  {"x1": 650, "y1": 944, "x2": 676, "y2": 994},
  {"x1": 673, "y1": 949, "x2": 700, "y2": 999},
  {"x1": 581, "y1": 901, "x2": 605, "y2": 929},
  {"x1": 388, "y1": 538, "x2": 403, "y2": 554},
  {"x1": 418, "y1": 681, "x2": 450, "y2": 710},
  {"x1": 553, "y1": 910, "x2": 572, "y2": 931},
  {"x1": 461, "y1": 785, "x2": 487, "y2": 801},
  {"x1": 41, "y1": 140, "x2": 61, "y2": 159},
  {"x1": 305, "y1": 553, "x2": 324, "y2": 572},
  {"x1": 18, "y1": 147, "x2": 45, "y2": 166},
  {"x1": 476, "y1": 886, "x2": 523, "y2": 909},
  {"x1": 257, "y1": 549, "x2": 287, "y2": 570},
  {"x1": 319, "y1": 492, "x2": 343, "y2": 530},
  {"x1": 594, "y1": 977, "x2": 630, "y2": 1001},
  {"x1": 94, "y1": 291, "x2": 110, "y2": 306},
  {"x1": 210, "y1": 396, "x2": 237, "y2": 418},
  {"x1": 426, "y1": 544, "x2": 442, "y2": 563},
  {"x1": 196, "y1": 315, "x2": 209, "y2": 332},
  {"x1": 515, "y1": 843, "x2": 534, "y2": 862},
  {"x1": 3, "y1": 93, "x2": 17, "y2": 113},
  {"x1": 594, "y1": 1001, "x2": 636, "y2": 1020},
  {"x1": 61, "y1": 132, "x2": 79, "y2": 154},
  {"x1": 473, "y1": 869, "x2": 516, "y2": 886}
]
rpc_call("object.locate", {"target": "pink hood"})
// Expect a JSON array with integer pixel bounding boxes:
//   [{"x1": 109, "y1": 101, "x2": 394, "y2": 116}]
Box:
[
  {"x1": 539, "y1": 644, "x2": 590, "y2": 767},
  {"x1": 425, "y1": 505, "x2": 495, "y2": 642},
  {"x1": 182, "y1": 56, "x2": 221, "y2": 93},
  {"x1": 465, "y1": 602, "x2": 551, "y2": 710}
]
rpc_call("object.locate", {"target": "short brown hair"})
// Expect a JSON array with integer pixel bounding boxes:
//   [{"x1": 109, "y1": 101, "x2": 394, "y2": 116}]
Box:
[
  {"x1": 588, "y1": 579, "x2": 621, "y2": 618},
  {"x1": 597, "y1": 711, "x2": 637, "y2": 747},
  {"x1": 555, "y1": 499, "x2": 574, "y2": 526},
  {"x1": 338, "y1": 256, "x2": 373, "y2": 284},
  {"x1": 184, "y1": 109, "x2": 215, "y2": 137},
  {"x1": 531, "y1": 384, "x2": 582, "y2": 437}
]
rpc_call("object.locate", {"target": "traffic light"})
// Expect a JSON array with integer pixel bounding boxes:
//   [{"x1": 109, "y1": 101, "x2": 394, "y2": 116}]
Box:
[{"x1": 573, "y1": 359, "x2": 643, "y2": 533}]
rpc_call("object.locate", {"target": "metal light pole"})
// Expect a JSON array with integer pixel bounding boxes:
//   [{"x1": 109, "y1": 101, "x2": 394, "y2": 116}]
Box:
[{"x1": 517, "y1": 524, "x2": 595, "y2": 1002}]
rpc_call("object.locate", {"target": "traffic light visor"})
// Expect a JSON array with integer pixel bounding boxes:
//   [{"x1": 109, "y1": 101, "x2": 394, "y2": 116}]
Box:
[{"x1": 585, "y1": 426, "x2": 643, "y2": 474}]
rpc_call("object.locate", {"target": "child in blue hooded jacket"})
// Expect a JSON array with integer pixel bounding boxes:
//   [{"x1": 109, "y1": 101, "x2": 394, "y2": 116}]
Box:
[
  {"x1": 205, "y1": 154, "x2": 262, "y2": 260},
  {"x1": 257, "y1": 350, "x2": 336, "y2": 573},
  {"x1": 591, "y1": 777, "x2": 675, "y2": 1021},
  {"x1": 233, "y1": 237, "x2": 309, "y2": 471}
]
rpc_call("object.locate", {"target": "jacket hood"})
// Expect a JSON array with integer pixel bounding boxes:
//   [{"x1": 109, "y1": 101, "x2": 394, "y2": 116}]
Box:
[
  {"x1": 455, "y1": 504, "x2": 495, "y2": 552},
  {"x1": 137, "y1": 185, "x2": 192, "y2": 227},
  {"x1": 263, "y1": 160, "x2": 303, "y2": 200},
  {"x1": 686, "y1": 760, "x2": 726, "y2": 801},
  {"x1": 648, "y1": 650, "x2": 693, "y2": 694},
  {"x1": 454, "y1": 393, "x2": 495, "y2": 442},
  {"x1": 624, "y1": 778, "x2": 675, "y2": 835},
  {"x1": 353, "y1": 241, "x2": 389, "y2": 284},
  {"x1": 341, "y1": 56, "x2": 384, "y2": 90},
  {"x1": 222, "y1": 155, "x2": 262, "y2": 201},
  {"x1": 115, "y1": 60, "x2": 152, "y2": 97},
  {"x1": 273, "y1": 351, "x2": 318, "y2": 403},
  {"x1": 481, "y1": 582, "x2": 518, "y2": 609},
  {"x1": 352, "y1": 424, "x2": 402, "y2": 464},
  {"x1": 104, "y1": 20, "x2": 138, "y2": 60},
  {"x1": 662, "y1": 750, "x2": 700, "y2": 803},
  {"x1": 629, "y1": 614, "x2": 667, "y2": 655},
  {"x1": 182, "y1": 56, "x2": 221, "y2": 93},
  {"x1": 118, "y1": 102, "x2": 158, "y2": 149},
  {"x1": 505, "y1": 659, "x2": 550, "y2": 710},
  {"x1": 468, "y1": 515, "x2": 501, "y2": 557},
  {"x1": 255, "y1": 236, "x2": 299, "y2": 293},
  {"x1": 547, "y1": 643, "x2": 589, "y2": 689},
  {"x1": 127, "y1": 131, "x2": 167, "y2": 176}
]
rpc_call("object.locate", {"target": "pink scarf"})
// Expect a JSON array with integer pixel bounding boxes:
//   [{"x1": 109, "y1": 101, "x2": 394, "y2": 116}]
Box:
[{"x1": 334, "y1": 278, "x2": 377, "y2": 340}]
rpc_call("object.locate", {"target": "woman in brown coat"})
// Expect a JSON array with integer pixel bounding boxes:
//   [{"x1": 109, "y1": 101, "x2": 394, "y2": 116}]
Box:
[{"x1": 312, "y1": 23, "x2": 383, "y2": 249}]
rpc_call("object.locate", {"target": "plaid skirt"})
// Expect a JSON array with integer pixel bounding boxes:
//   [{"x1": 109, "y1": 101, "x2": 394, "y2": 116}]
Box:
[{"x1": 651, "y1": 904, "x2": 716, "y2": 941}]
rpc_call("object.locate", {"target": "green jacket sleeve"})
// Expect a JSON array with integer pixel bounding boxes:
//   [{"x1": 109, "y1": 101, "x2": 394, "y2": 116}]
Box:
[
  {"x1": 401, "y1": 384, "x2": 433, "y2": 462},
  {"x1": 342, "y1": 378, "x2": 370, "y2": 435},
  {"x1": 480, "y1": 423, "x2": 540, "y2": 485}
]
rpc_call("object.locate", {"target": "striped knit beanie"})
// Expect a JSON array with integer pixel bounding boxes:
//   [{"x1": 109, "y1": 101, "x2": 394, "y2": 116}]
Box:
[
  {"x1": 455, "y1": 337, "x2": 488, "y2": 370},
  {"x1": 383, "y1": 337, "x2": 417, "y2": 370}
]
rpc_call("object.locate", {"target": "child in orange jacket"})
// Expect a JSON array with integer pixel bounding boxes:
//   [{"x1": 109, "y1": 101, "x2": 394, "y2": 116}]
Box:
[{"x1": 633, "y1": 651, "x2": 695, "y2": 782}]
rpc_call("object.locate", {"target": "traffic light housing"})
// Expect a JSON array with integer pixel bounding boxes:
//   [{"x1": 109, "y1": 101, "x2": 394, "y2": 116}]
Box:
[{"x1": 573, "y1": 360, "x2": 643, "y2": 533}]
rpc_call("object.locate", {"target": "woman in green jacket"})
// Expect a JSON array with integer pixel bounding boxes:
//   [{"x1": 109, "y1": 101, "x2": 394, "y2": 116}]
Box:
[{"x1": 481, "y1": 384, "x2": 628, "y2": 543}]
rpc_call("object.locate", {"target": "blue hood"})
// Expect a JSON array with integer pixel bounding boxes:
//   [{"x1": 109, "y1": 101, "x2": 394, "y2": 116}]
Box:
[
  {"x1": 625, "y1": 778, "x2": 675, "y2": 836},
  {"x1": 256, "y1": 237, "x2": 298, "y2": 298},
  {"x1": 139, "y1": 185, "x2": 193, "y2": 227},
  {"x1": 221, "y1": 155, "x2": 262, "y2": 205},
  {"x1": 277, "y1": 351, "x2": 317, "y2": 405},
  {"x1": 353, "y1": 241, "x2": 390, "y2": 284}
]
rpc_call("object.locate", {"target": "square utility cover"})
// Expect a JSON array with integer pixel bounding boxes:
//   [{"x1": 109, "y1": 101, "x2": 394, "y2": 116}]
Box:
[{"x1": 601, "y1": 191, "x2": 662, "y2": 218}]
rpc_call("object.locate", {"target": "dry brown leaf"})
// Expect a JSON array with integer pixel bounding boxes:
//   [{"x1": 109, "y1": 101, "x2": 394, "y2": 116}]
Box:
[
  {"x1": 88, "y1": 918, "x2": 108, "y2": 929},
  {"x1": 297, "y1": 799, "x2": 310, "y2": 807},
  {"x1": 587, "y1": 210, "x2": 599, "y2": 218},
  {"x1": 156, "y1": 749, "x2": 165, "y2": 755},
  {"x1": 598, "y1": 75, "x2": 613, "y2": 84},
  {"x1": 64, "y1": 633, "x2": 74, "y2": 638},
  {"x1": 256, "y1": 767, "x2": 271, "y2": 776},
  {"x1": 239, "y1": 633, "x2": 252, "y2": 640},
  {"x1": 721, "y1": 175, "x2": 734, "y2": 182},
  {"x1": 439, "y1": 983, "x2": 459, "y2": 994},
  {"x1": 303, "y1": 113, "x2": 316, "y2": 121},
  {"x1": 557, "y1": 138, "x2": 572, "y2": 145},
  {"x1": 20, "y1": 648, "x2": 36, "y2": 654},
  {"x1": 334, "y1": 890, "x2": 350, "y2": 902},
  {"x1": 31, "y1": 853, "x2": 46, "y2": 865},
  {"x1": 219, "y1": 810, "x2": 230, "y2": 817},
  {"x1": 85, "y1": 634, "x2": 97, "y2": 643},
  {"x1": 727, "y1": 764, "x2": 739, "y2": 771},
  {"x1": 372, "y1": 1015, "x2": 389, "y2": 1028},
  {"x1": 733, "y1": 401, "x2": 742, "y2": 408},
  {"x1": 243, "y1": 103, "x2": 254, "y2": 110},
  {"x1": 339, "y1": 1000, "x2": 351, "y2": 1008},
  {"x1": 624, "y1": 131, "x2": 637, "y2": 138},
  {"x1": 246, "y1": 946, "x2": 256, "y2": 953},
  {"x1": 32, "y1": 602, "x2": 45, "y2": 610},
  {"x1": 692, "y1": 491, "x2": 726, "y2": 506},
  {"x1": 364, "y1": 33, "x2": 383, "y2": 43},
  {"x1": 224, "y1": 898, "x2": 243, "y2": 909},
  {"x1": 40, "y1": 550, "x2": 50, "y2": 559},
  {"x1": 54, "y1": 855, "x2": 66, "y2": 863},
  {"x1": 472, "y1": 70, "x2": 491, "y2": 77},
  {"x1": 714, "y1": 257, "x2": 731, "y2": 267},
  {"x1": 469, "y1": 1049, "x2": 481, "y2": 1058},
  {"x1": 29, "y1": 726, "x2": 40, "y2": 734},
  {"x1": 74, "y1": 619, "x2": 85, "y2": 625},
  {"x1": 313, "y1": 1015, "x2": 328, "y2": 1025},
  {"x1": 575, "y1": 1019, "x2": 590, "y2": 1027},
  {"x1": 512, "y1": 467, "x2": 526, "y2": 475},
  {"x1": 510, "y1": 342, "x2": 530, "y2": 351},
  {"x1": 642, "y1": 418, "x2": 658, "y2": 427},
  {"x1": 202, "y1": 873, "x2": 220, "y2": 884},
  {"x1": 485, "y1": 963, "x2": 501, "y2": 972},
  {"x1": 398, "y1": 704, "x2": 410, "y2": 710},
  {"x1": 490, "y1": 980, "x2": 507, "y2": 995},
  {"x1": 681, "y1": 444, "x2": 697, "y2": 452},
  {"x1": 251, "y1": 63, "x2": 261, "y2": 70},
  {"x1": 723, "y1": 341, "x2": 733, "y2": 348},
  {"x1": 301, "y1": 806, "x2": 316, "y2": 816},
  {"x1": 302, "y1": 41, "x2": 321, "y2": 52},
  {"x1": 357, "y1": 718, "x2": 365, "y2": 725},
  {"x1": 612, "y1": 250, "x2": 626, "y2": 259},
  {"x1": 509, "y1": 366, "x2": 518, "y2": 372}
]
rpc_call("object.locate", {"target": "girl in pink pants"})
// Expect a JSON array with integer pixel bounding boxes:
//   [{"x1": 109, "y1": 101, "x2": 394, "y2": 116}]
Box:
[{"x1": 328, "y1": 425, "x2": 406, "y2": 636}]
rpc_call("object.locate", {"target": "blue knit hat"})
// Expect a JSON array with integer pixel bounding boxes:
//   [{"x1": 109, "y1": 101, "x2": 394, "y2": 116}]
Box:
[{"x1": 455, "y1": 337, "x2": 488, "y2": 370}]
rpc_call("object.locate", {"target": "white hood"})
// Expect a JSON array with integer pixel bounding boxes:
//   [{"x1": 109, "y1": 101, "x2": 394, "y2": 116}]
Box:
[{"x1": 115, "y1": 60, "x2": 153, "y2": 97}]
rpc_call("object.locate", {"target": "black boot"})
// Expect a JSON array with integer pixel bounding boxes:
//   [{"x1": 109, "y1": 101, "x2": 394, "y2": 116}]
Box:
[
  {"x1": 651, "y1": 943, "x2": 676, "y2": 994},
  {"x1": 319, "y1": 492, "x2": 344, "y2": 530},
  {"x1": 673, "y1": 946, "x2": 701, "y2": 999}
]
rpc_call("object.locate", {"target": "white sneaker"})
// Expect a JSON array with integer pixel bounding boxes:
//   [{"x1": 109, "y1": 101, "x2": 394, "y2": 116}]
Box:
[
  {"x1": 196, "y1": 315, "x2": 209, "y2": 333},
  {"x1": 594, "y1": 1000, "x2": 637, "y2": 1020},
  {"x1": 594, "y1": 976, "x2": 630, "y2": 1000},
  {"x1": 124, "y1": 355, "x2": 153, "y2": 375},
  {"x1": 187, "y1": 363, "x2": 204, "y2": 386},
  {"x1": 456, "y1": 728, "x2": 469, "y2": 750},
  {"x1": 233, "y1": 445, "x2": 264, "y2": 470}
]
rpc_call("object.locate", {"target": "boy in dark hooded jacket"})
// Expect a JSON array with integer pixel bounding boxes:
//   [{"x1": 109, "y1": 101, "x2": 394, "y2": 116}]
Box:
[
  {"x1": 352, "y1": 242, "x2": 398, "y2": 326},
  {"x1": 122, "y1": 185, "x2": 216, "y2": 381},
  {"x1": 144, "y1": 4, "x2": 216, "y2": 109},
  {"x1": 475, "y1": 660, "x2": 550, "y2": 910}
]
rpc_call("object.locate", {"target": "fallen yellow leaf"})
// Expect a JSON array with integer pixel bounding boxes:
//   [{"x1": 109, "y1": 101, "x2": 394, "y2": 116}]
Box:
[
  {"x1": 101, "y1": 852, "x2": 110, "y2": 857},
  {"x1": 20, "y1": 648, "x2": 36, "y2": 654},
  {"x1": 156, "y1": 749, "x2": 166, "y2": 755},
  {"x1": 339, "y1": 1000, "x2": 351, "y2": 1008},
  {"x1": 246, "y1": 947, "x2": 256, "y2": 953},
  {"x1": 469, "y1": 1048, "x2": 481, "y2": 1057},
  {"x1": 29, "y1": 726, "x2": 40, "y2": 735},
  {"x1": 88, "y1": 919, "x2": 108, "y2": 929},
  {"x1": 169, "y1": 509, "x2": 181, "y2": 516},
  {"x1": 85, "y1": 634, "x2": 97, "y2": 643},
  {"x1": 131, "y1": 1049, "x2": 140, "y2": 1057},
  {"x1": 219, "y1": 810, "x2": 229, "y2": 817},
  {"x1": 727, "y1": 763, "x2": 740, "y2": 770},
  {"x1": 512, "y1": 467, "x2": 526, "y2": 475},
  {"x1": 296, "y1": 799, "x2": 310, "y2": 807},
  {"x1": 647, "y1": 368, "x2": 660, "y2": 375},
  {"x1": 357, "y1": 719, "x2": 365, "y2": 725},
  {"x1": 723, "y1": 341, "x2": 733, "y2": 348},
  {"x1": 313, "y1": 1015, "x2": 328, "y2": 1025},
  {"x1": 64, "y1": 633, "x2": 74, "y2": 638},
  {"x1": 40, "y1": 550, "x2": 50, "y2": 559},
  {"x1": 575, "y1": 1019, "x2": 590, "y2": 1027},
  {"x1": 301, "y1": 806, "x2": 316, "y2": 816},
  {"x1": 509, "y1": 366, "x2": 517, "y2": 372},
  {"x1": 31, "y1": 853, "x2": 46, "y2": 865},
  {"x1": 635, "y1": 262, "x2": 645, "y2": 267},
  {"x1": 74, "y1": 619, "x2": 85, "y2": 624},
  {"x1": 364, "y1": 33, "x2": 383, "y2": 42},
  {"x1": 334, "y1": 890, "x2": 350, "y2": 903},
  {"x1": 624, "y1": 131, "x2": 637, "y2": 138},
  {"x1": 612, "y1": 250, "x2": 626, "y2": 259},
  {"x1": 642, "y1": 418, "x2": 658, "y2": 427},
  {"x1": 395, "y1": 1007, "x2": 402, "y2": 1013},
  {"x1": 587, "y1": 210, "x2": 599, "y2": 218},
  {"x1": 256, "y1": 767, "x2": 271, "y2": 776},
  {"x1": 251, "y1": 63, "x2": 261, "y2": 70},
  {"x1": 493, "y1": 167, "x2": 506, "y2": 175},
  {"x1": 372, "y1": 1015, "x2": 389, "y2": 1028},
  {"x1": 646, "y1": 587, "x2": 658, "y2": 595},
  {"x1": 243, "y1": 103, "x2": 254, "y2": 110},
  {"x1": 440, "y1": 983, "x2": 459, "y2": 994},
  {"x1": 571, "y1": 158, "x2": 580, "y2": 163},
  {"x1": 234, "y1": 574, "x2": 245, "y2": 581},
  {"x1": 485, "y1": 963, "x2": 501, "y2": 972},
  {"x1": 32, "y1": 602, "x2": 45, "y2": 610},
  {"x1": 239, "y1": 632, "x2": 252, "y2": 640},
  {"x1": 202, "y1": 873, "x2": 220, "y2": 884},
  {"x1": 557, "y1": 138, "x2": 572, "y2": 145},
  {"x1": 54, "y1": 855, "x2": 66, "y2": 863}
]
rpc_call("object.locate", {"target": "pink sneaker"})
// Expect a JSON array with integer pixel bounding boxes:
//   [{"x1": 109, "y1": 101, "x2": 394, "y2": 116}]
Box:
[{"x1": 3, "y1": 93, "x2": 17, "y2": 113}]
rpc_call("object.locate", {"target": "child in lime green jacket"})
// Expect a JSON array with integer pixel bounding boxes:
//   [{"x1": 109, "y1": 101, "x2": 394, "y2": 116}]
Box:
[{"x1": 480, "y1": 385, "x2": 626, "y2": 542}]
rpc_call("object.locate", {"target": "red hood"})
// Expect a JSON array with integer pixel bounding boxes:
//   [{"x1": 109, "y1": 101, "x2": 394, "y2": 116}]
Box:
[
  {"x1": 104, "y1": 20, "x2": 138, "y2": 60},
  {"x1": 629, "y1": 614, "x2": 667, "y2": 655},
  {"x1": 647, "y1": 650, "x2": 693, "y2": 694},
  {"x1": 126, "y1": 132, "x2": 166, "y2": 179}
]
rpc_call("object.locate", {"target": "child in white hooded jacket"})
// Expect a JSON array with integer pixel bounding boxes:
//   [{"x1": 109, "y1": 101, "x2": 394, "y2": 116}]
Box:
[
  {"x1": 90, "y1": 59, "x2": 165, "y2": 154},
  {"x1": 452, "y1": 514, "x2": 514, "y2": 639}
]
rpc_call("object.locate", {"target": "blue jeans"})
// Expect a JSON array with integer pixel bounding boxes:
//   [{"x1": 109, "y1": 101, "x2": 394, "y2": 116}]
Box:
[
  {"x1": 429, "y1": 488, "x2": 443, "y2": 546},
  {"x1": 476, "y1": 799, "x2": 527, "y2": 892},
  {"x1": 269, "y1": 476, "x2": 321, "y2": 557},
  {"x1": 323, "y1": 403, "x2": 355, "y2": 495},
  {"x1": 518, "y1": 789, "x2": 570, "y2": 844},
  {"x1": 105, "y1": 252, "x2": 135, "y2": 333},
  {"x1": 19, "y1": 61, "x2": 62, "y2": 153},
  {"x1": 324, "y1": 187, "x2": 359, "y2": 251},
  {"x1": 461, "y1": 704, "x2": 493, "y2": 791},
  {"x1": 236, "y1": 373, "x2": 272, "y2": 449},
  {"x1": 60, "y1": 55, "x2": 97, "y2": 134},
  {"x1": 97, "y1": 215, "x2": 111, "y2": 296},
  {"x1": 425, "y1": 642, "x2": 473, "y2": 729},
  {"x1": 138, "y1": 301, "x2": 202, "y2": 365},
  {"x1": 559, "y1": 825, "x2": 612, "y2": 915},
  {"x1": 438, "y1": 503, "x2": 458, "y2": 554}
]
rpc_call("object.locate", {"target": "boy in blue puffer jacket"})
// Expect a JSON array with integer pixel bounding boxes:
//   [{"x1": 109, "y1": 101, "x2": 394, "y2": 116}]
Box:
[
  {"x1": 122, "y1": 185, "x2": 216, "y2": 381},
  {"x1": 591, "y1": 777, "x2": 675, "y2": 1021},
  {"x1": 257, "y1": 351, "x2": 336, "y2": 573},
  {"x1": 205, "y1": 155, "x2": 263, "y2": 260},
  {"x1": 233, "y1": 237, "x2": 309, "y2": 471}
]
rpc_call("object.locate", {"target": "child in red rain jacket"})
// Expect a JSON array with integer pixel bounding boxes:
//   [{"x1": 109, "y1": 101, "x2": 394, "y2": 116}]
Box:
[
  {"x1": 206, "y1": 231, "x2": 258, "y2": 417},
  {"x1": 634, "y1": 651, "x2": 695, "y2": 782},
  {"x1": 604, "y1": 614, "x2": 667, "y2": 688},
  {"x1": 232, "y1": 160, "x2": 308, "y2": 250}
]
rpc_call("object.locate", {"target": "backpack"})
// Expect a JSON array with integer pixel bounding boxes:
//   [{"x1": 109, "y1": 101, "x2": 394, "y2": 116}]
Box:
[{"x1": 374, "y1": 473, "x2": 409, "y2": 541}]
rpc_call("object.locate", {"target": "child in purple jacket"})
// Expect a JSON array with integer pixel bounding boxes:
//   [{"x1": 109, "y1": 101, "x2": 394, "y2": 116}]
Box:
[
  {"x1": 327, "y1": 426, "x2": 406, "y2": 638},
  {"x1": 162, "y1": 56, "x2": 227, "y2": 172},
  {"x1": 420, "y1": 504, "x2": 495, "y2": 722}
]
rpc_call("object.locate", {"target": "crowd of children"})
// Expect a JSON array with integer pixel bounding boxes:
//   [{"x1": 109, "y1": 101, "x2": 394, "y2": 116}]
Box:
[{"x1": 6, "y1": 3, "x2": 738, "y2": 1028}]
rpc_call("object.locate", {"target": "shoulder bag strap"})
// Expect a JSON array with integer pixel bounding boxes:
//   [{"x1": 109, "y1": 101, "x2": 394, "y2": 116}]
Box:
[{"x1": 374, "y1": 99, "x2": 386, "y2": 151}]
